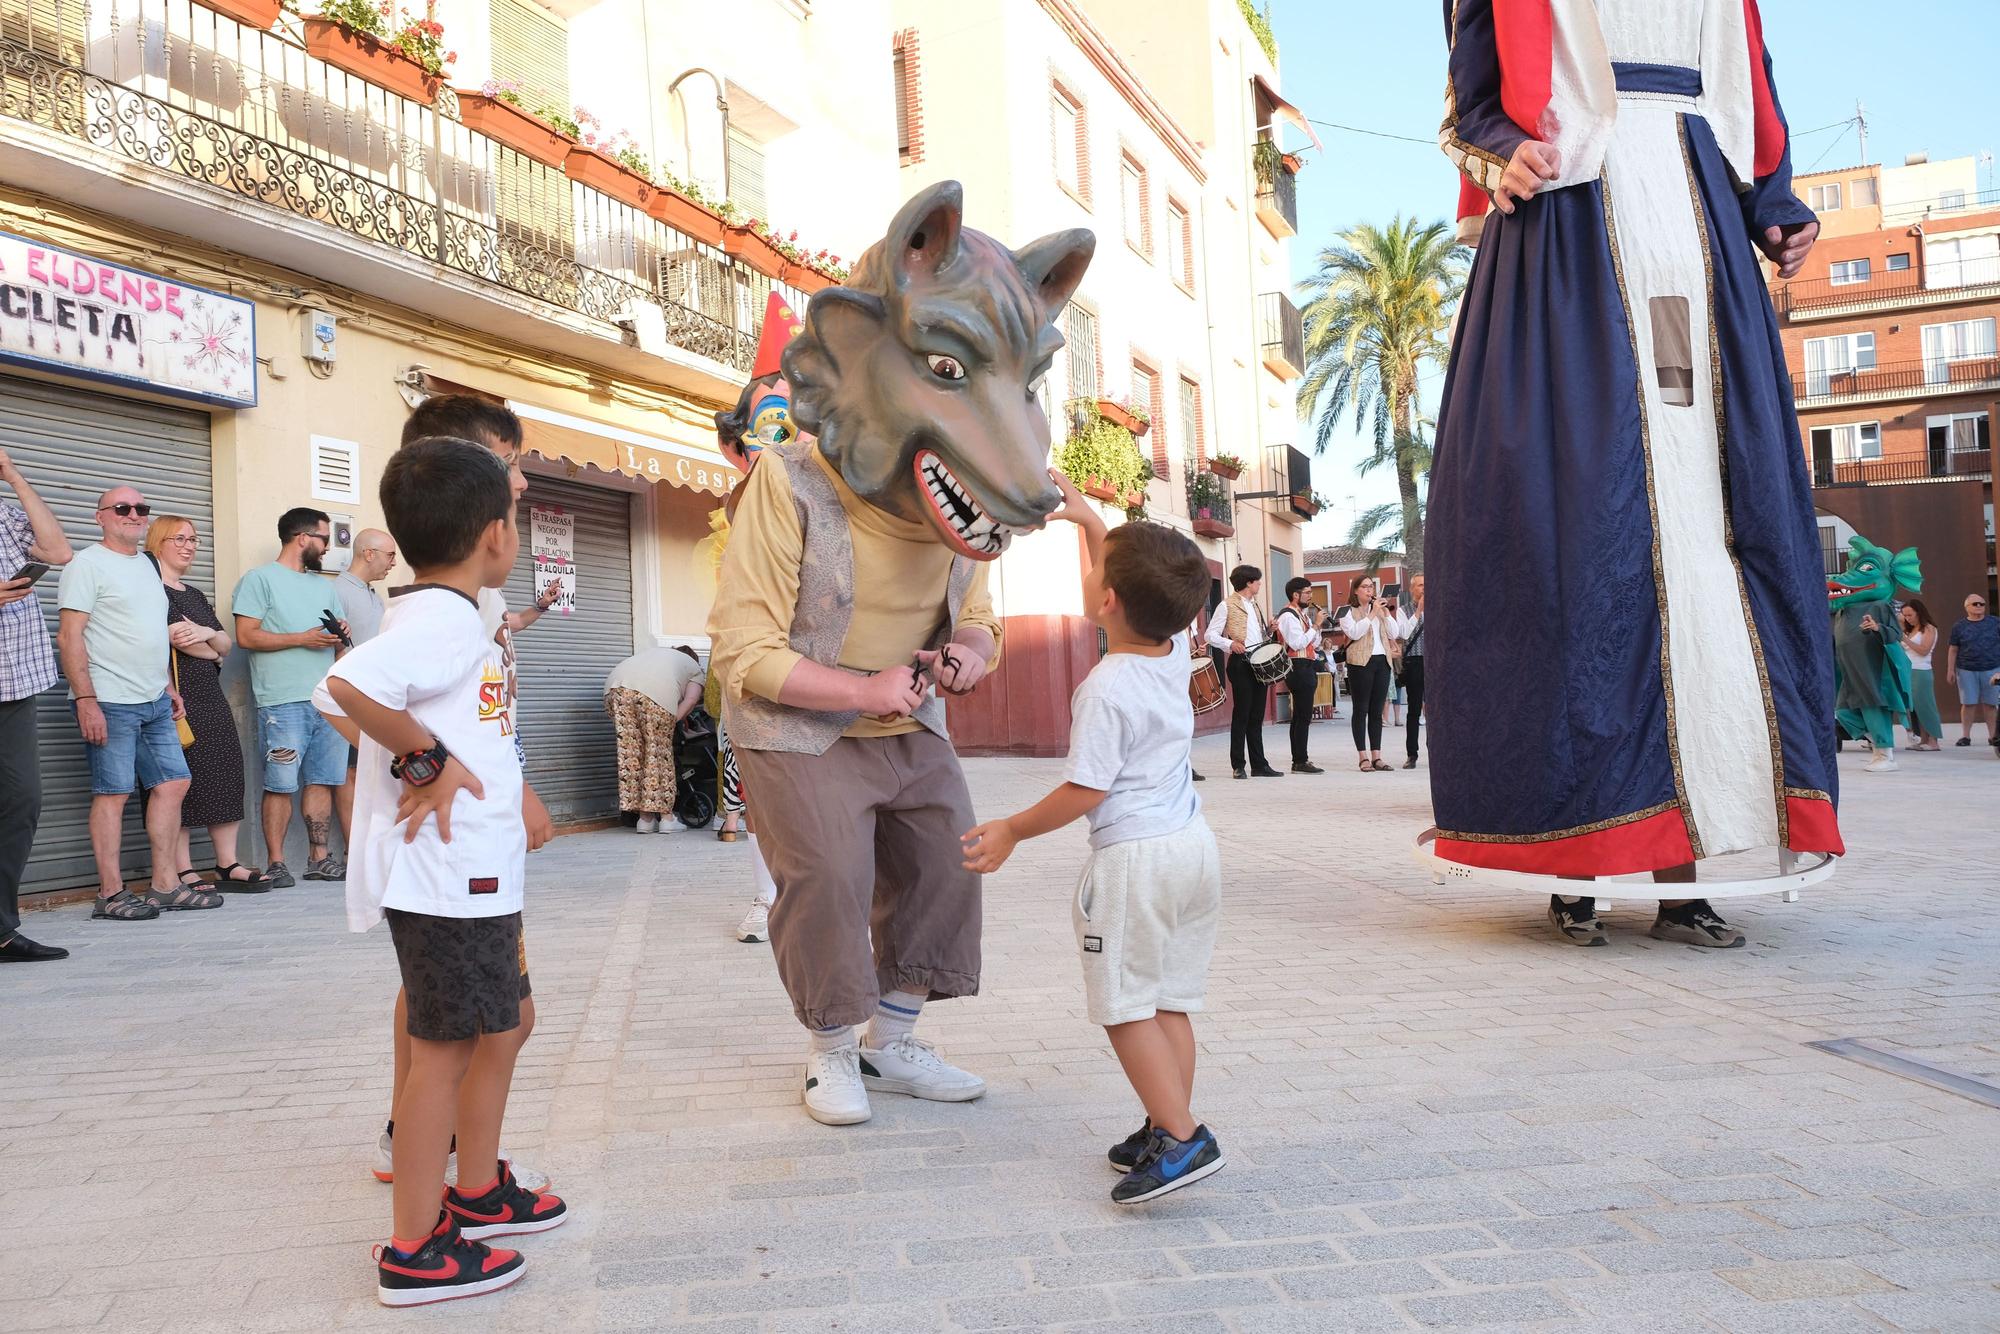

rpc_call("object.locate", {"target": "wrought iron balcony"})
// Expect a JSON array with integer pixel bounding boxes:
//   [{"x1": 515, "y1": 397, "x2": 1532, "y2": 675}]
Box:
[
  {"x1": 1254, "y1": 156, "x2": 1297, "y2": 239},
  {"x1": 0, "y1": 0, "x2": 810, "y2": 376},
  {"x1": 1792, "y1": 355, "x2": 2000, "y2": 408},
  {"x1": 1258, "y1": 290, "x2": 1304, "y2": 380},
  {"x1": 1771, "y1": 255, "x2": 2000, "y2": 319},
  {"x1": 1810, "y1": 450, "x2": 1992, "y2": 489}
]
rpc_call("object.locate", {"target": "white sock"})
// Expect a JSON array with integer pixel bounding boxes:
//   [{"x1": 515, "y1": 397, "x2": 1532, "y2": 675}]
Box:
[
  {"x1": 748, "y1": 835, "x2": 777, "y2": 908},
  {"x1": 809, "y1": 1024, "x2": 856, "y2": 1054},
  {"x1": 866, "y1": 990, "x2": 925, "y2": 1049}
]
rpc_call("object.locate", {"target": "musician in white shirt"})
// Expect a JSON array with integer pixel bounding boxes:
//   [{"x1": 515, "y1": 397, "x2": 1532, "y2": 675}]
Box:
[
  {"x1": 1274, "y1": 577, "x2": 1327, "y2": 774},
  {"x1": 1203, "y1": 565, "x2": 1283, "y2": 779},
  {"x1": 1335, "y1": 577, "x2": 1399, "y2": 772},
  {"x1": 1393, "y1": 575, "x2": 1427, "y2": 768}
]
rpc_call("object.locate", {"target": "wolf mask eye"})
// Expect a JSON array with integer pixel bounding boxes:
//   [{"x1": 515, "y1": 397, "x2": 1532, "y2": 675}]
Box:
[{"x1": 926, "y1": 354, "x2": 967, "y2": 382}]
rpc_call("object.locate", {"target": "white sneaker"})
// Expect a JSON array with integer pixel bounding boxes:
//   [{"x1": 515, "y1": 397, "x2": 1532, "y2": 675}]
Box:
[
  {"x1": 634, "y1": 814, "x2": 660, "y2": 834},
  {"x1": 736, "y1": 900, "x2": 770, "y2": 943},
  {"x1": 659, "y1": 818, "x2": 691, "y2": 834},
  {"x1": 373, "y1": 1130, "x2": 551, "y2": 1193},
  {"x1": 859, "y1": 1034, "x2": 987, "y2": 1103},
  {"x1": 1863, "y1": 751, "x2": 1899, "y2": 774},
  {"x1": 803, "y1": 1045, "x2": 871, "y2": 1126}
]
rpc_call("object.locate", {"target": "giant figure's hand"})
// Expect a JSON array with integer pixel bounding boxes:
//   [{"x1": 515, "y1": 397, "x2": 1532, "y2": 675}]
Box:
[
  {"x1": 1495, "y1": 141, "x2": 1560, "y2": 214},
  {"x1": 916, "y1": 646, "x2": 987, "y2": 696},
  {"x1": 857, "y1": 664, "x2": 927, "y2": 721},
  {"x1": 1760, "y1": 220, "x2": 1819, "y2": 280}
]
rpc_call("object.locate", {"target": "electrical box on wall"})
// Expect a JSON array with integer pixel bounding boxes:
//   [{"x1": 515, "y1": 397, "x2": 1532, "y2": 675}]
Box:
[
  {"x1": 303, "y1": 309, "x2": 337, "y2": 363},
  {"x1": 321, "y1": 513, "x2": 355, "y2": 574}
]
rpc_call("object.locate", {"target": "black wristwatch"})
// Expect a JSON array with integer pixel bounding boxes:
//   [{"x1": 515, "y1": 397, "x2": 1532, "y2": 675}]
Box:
[{"x1": 390, "y1": 738, "x2": 451, "y2": 787}]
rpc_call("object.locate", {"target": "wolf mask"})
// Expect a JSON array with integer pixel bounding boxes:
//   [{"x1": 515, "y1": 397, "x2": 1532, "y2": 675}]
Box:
[{"x1": 781, "y1": 181, "x2": 1095, "y2": 560}]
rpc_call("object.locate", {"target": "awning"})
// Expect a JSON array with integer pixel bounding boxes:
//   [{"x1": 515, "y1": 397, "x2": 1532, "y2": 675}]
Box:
[
  {"x1": 1251, "y1": 73, "x2": 1322, "y2": 152},
  {"x1": 506, "y1": 399, "x2": 738, "y2": 498}
]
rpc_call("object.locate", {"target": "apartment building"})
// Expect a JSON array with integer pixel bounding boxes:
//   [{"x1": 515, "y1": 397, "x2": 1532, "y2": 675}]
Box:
[
  {"x1": 0, "y1": 0, "x2": 897, "y2": 891},
  {"x1": 1771, "y1": 152, "x2": 1999, "y2": 719},
  {"x1": 890, "y1": 0, "x2": 1315, "y2": 753}
]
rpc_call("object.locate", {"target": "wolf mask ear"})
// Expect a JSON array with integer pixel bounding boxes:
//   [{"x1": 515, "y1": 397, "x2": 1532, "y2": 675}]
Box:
[
  {"x1": 782, "y1": 288, "x2": 886, "y2": 436},
  {"x1": 1012, "y1": 229, "x2": 1096, "y2": 321},
  {"x1": 886, "y1": 180, "x2": 965, "y2": 289}
]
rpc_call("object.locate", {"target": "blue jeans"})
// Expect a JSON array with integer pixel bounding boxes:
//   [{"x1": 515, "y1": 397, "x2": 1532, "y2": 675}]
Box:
[
  {"x1": 1955, "y1": 668, "x2": 2000, "y2": 709},
  {"x1": 82, "y1": 695, "x2": 191, "y2": 796},
  {"x1": 258, "y1": 700, "x2": 348, "y2": 793}
]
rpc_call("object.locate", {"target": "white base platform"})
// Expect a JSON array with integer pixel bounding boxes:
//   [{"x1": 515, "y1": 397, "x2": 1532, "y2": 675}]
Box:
[{"x1": 1412, "y1": 829, "x2": 1837, "y2": 903}]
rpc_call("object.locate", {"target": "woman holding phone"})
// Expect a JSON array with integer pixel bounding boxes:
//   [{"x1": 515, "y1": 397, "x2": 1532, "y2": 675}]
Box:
[{"x1": 1337, "y1": 577, "x2": 1399, "y2": 771}]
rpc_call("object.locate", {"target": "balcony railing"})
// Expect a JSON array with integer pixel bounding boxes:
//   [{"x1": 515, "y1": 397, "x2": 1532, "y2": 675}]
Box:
[
  {"x1": 1772, "y1": 256, "x2": 2000, "y2": 316},
  {"x1": 1792, "y1": 355, "x2": 2000, "y2": 408},
  {"x1": 1258, "y1": 290, "x2": 1304, "y2": 380},
  {"x1": 1811, "y1": 450, "x2": 1992, "y2": 488},
  {"x1": 1882, "y1": 187, "x2": 2000, "y2": 227},
  {"x1": 1254, "y1": 159, "x2": 1297, "y2": 238},
  {"x1": 0, "y1": 0, "x2": 809, "y2": 375}
]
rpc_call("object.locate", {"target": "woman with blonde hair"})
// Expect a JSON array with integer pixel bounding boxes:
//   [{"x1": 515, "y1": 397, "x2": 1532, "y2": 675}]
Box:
[{"x1": 146, "y1": 515, "x2": 268, "y2": 891}]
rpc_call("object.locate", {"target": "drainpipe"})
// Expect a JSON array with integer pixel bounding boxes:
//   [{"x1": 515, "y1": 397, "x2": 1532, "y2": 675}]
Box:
[{"x1": 667, "y1": 66, "x2": 731, "y2": 201}]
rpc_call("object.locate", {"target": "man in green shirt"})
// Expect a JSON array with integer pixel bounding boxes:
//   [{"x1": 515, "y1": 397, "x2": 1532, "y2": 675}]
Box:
[{"x1": 232, "y1": 507, "x2": 348, "y2": 887}]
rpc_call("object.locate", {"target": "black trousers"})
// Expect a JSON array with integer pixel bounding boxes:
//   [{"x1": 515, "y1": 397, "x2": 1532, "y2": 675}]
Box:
[
  {"x1": 1225, "y1": 654, "x2": 1270, "y2": 772},
  {"x1": 1402, "y1": 655, "x2": 1426, "y2": 761},
  {"x1": 1346, "y1": 655, "x2": 1392, "y2": 753},
  {"x1": 1286, "y1": 660, "x2": 1319, "y2": 765},
  {"x1": 0, "y1": 695, "x2": 41, "y2": 939}
]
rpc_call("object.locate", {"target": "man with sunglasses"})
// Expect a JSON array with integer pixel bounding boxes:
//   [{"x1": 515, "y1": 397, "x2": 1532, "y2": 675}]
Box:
[
  {"x1": 57, "y1": 487, "x2": 218, "y2": 920},
  {"x1": 233, "y1": 507, "x2": 349, "y2": 887},
  {"x1": 1947, "y1": 592, "x2": 2000, "y2": 748}
]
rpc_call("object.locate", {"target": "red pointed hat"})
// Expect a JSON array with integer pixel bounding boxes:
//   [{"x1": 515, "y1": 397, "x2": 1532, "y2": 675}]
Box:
[{"x1": 752, "y1": 290, "x2": 807, "y2": 380}]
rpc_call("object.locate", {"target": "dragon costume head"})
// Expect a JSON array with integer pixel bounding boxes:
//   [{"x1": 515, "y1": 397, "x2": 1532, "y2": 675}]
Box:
[
  {"x1": 1828, "y1": 533, "x2": 1922, "y2": 611},
  {"x1": 781, "y1": 181, "x2": 1095, "y2": 560}
]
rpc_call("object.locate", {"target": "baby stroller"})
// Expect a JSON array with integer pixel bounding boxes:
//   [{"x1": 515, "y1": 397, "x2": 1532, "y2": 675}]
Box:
[{"x1": 673, "y1": 706, "x2": 720, "y2": 831}]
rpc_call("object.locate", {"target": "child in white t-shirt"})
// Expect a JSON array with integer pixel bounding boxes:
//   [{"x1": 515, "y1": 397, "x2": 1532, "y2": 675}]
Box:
[
  {"x1": 314, "y1": 438, "x2": 565, "y2": 1307},
  {"x1": 961, "y1": 470, "x2": 1224, "y2": 1205}
]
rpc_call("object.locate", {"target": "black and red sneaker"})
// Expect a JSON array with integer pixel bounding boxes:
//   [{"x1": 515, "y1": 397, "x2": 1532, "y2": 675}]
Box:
[
  {"x1": 374, "y1": 1213, "x2": 523, "y2": 1307},
  {"x1": 444, "y1": 1161, "x2": 568, "y2": 1240}
]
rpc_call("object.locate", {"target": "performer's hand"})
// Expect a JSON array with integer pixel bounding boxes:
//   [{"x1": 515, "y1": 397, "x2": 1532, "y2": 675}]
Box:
[
  {"x1": 395, "y1": 756, "x2": 484, "y2": 844},
  {"x1": 857, "y1": 664, "x2": 927, "y2": 720},
  {"x1": 1230, "y1": 638, "x2": 1246, "y2": 655},
  {"x1": 1859, "y1": 614, "x2": 1879, "y2": 633},
  {"x1": 522, "y1": 782, "x2": 553, "y2": 852},
  {"x1": 916, "y1": 646, "x2": 987, "y2": 696},
  {"x1": 1495, "y1": 140, "x2": 1560, "y2": 214},
  {"x1": 1760, "y1": 220, "x2": 1819, "y2": 280},
  {"x1": 960, "y1": 819, "x2": 1018, "y2": 874}
]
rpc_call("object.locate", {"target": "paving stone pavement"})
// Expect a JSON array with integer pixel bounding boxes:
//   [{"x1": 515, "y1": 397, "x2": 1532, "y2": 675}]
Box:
[{"x1": 6, "y1": 726, "x2": 1999, "y2": 1332}]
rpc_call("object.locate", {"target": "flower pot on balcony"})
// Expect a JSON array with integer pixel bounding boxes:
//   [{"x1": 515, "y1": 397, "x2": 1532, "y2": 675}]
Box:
[
  {"x1": 1205, "y1": 458, "x2": 1243, "y2": 481},
  {"x1": 647, "y1": 189, "x2": 727, "y2": 247},
  {"x1": 1095, "y1": 398, "x2": 1150, "y2": 437},
  {"x1": 1281, "y1": 152, "x2": 1305, "y2": 174},
  {"x1": 1290, "y1": 493, "x2": 1320, "y2": 517},
  {"x1": 723, "y1": 225, "x2": 791, "y2": 280},
  {"x1": 455, "y1": 92, "x2": 571, "y2": 168},
  {"x1": 782, "y1": 261, "x2": 839, "y2": 294},
  {"x1": 302, "y1": 19, "x2": 441, "y2": 106},
  {"x1": 1192, "y1": 516, "x2": 1234, "y2": 539},
  {"x1": 1123, "y1": 489, "x2": 1146, "y2": 508},
  {"x1": 1083, "y1": 479, "x2": 1119, "y2": 503},
  {"x1": 563, "y1": 145, "x2": 656, "y2": 210},
  {"x1": 197, "y1": 0, "x2": 281, "y2": 29}
]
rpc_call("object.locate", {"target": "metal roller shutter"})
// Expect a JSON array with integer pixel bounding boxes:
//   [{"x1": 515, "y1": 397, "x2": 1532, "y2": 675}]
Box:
[
  {"x1": 0, "y1": 373, "x2": 216, "y2": 896},
  {"x1": 504, "y1": 473, "x2": 635, "y2": 823}
]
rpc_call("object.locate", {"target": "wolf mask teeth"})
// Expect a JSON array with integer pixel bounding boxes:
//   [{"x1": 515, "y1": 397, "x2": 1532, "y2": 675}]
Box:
[{"x1": 916, "y1": 450, "x2": 1016, "y2": 558}]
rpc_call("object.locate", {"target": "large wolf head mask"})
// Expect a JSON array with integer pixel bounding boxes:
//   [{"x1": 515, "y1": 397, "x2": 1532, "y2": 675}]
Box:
[{"x1": 781, "y1": 181, "x2": 1095, "y2": 560}]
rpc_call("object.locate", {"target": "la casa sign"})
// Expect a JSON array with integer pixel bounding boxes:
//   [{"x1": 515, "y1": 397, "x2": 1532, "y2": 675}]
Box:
[
  {"x1": 615, "y1": 441, "x2": 738, "y2": 496},
  {"x1": 0, "y1": 231, "x2": 257, "y2": 408}
]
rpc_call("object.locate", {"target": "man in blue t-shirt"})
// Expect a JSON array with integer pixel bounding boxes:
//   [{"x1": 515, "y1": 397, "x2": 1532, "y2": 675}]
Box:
[
  {"x1": 232, "y1": 507, "x2": 347, "y2": 886},
  {"x1": 1946, "y1": 592, "x2": 2000, "y2": 748}
]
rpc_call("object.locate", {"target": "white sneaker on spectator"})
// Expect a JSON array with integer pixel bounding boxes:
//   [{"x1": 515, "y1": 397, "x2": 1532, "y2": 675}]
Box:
[
  {"x1": 1863, "y1": 751, "x2": 1898, "y2": 774},
  {"x1": 736, "y1": 900, "x2": 770, "y2": 943},
  {"x1": 803, "y1": 1044, "x2": 871, "y2": 1126},
  {"x1": 634, "y1": 815, "x2": 660, "y2": 834},
  {"x1": 859, "y1": 1035, "x2": 986, "y2": 1102},
  {"x1": 373, "y1": 1130, "x2": 551, "y2": 1192}
]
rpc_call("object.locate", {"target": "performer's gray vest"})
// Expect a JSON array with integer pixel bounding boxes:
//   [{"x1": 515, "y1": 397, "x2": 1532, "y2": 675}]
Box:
[{"x1": 724, "y1": 442, "x2": 976, "y2": 757}]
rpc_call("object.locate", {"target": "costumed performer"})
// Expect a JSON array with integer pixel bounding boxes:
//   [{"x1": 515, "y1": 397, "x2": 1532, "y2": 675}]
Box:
[
  {"x1": 707, "y1": 181, "x2": 1094, "y2": 1126},
  {"x1": 1429, "y1": 0, "x2": 1842, "y2": 949},
  {"x1": 1828, "y1": 534, "x2": 1920, "y2": 775}
]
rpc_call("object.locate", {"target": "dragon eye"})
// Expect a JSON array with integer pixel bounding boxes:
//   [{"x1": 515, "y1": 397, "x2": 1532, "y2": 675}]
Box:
[{"x1": 927, "y1": 354, "x2": 966, "y2": 382}]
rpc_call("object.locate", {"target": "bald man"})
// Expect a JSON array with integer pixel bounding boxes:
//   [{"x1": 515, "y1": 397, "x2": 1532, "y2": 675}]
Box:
[{"x1": 334, "y1": 528, "x2": 396, "y2": 648}]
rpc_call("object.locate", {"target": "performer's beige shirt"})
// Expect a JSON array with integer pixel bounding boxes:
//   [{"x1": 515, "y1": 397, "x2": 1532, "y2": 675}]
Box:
[{"x1": 709, "y1": 447, "x2": 1001, "y2": 739}]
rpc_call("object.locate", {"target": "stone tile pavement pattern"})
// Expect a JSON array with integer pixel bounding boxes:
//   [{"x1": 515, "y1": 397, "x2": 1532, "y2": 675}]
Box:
[{"x1": 5, "y1": 728, "x2": 1998, "y2": 1332}]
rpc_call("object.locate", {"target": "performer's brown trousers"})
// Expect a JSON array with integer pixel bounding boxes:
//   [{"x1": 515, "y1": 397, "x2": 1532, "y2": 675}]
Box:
[{"x1": 736, "y1": 730, "x2": 982, "y2": 1030}]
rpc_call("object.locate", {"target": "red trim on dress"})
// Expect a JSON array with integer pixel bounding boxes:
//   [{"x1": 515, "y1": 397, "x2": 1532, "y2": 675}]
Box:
[
  {"x1": 1435, "y1": 807, "x2": 1695, "y2": 877},
  {"x1": 1784, "y1": 794, "x2": 1844, "y2": 856}
]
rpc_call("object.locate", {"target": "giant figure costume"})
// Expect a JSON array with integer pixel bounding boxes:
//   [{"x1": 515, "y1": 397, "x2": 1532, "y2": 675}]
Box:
[
  {"x1": 1428, "y1": 0, "x2": 1844, "y2": 875},
  {"x1": 708, "y1": 183, "x2": 1092, "y2": 1086},
  {"x1": 1828, "y1": 534, "x2": 1920, "y2": 753}
]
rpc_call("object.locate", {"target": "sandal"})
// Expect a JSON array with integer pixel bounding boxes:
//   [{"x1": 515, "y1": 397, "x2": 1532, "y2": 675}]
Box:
[
  {"x1": 212, "y1": 862, "x2": 274, "y2": 894},
  {"x1": 177, "y1": 869, "x2": 216, "y2": 890},
  {"x1": 1372, "y1": 759, "x2": 1394, "y2": 771},
  {"x1": 1358, "y1": 757, "x2": 1372, "y2": 772},
  {"x1": 91, "y1": 889, "x2": 160, "y2": 921},
  {"x1": 717, "y1": 828, "x2": 741, "y2": 842},
  {"x1": 131, "y1": 884, "x2": 224, "y2": 912}
]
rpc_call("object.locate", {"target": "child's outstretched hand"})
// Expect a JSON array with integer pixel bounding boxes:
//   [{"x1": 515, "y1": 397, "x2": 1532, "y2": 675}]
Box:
[
  {"x1": 1046, "y1": 468, "x2": 1096, "y2": 527},
  {"x1": 961, "y1": 819, "x2": 1018, "y2": 874},
  {"x1": 396, "y1": 756, "x2": 485, "y2": 844}
]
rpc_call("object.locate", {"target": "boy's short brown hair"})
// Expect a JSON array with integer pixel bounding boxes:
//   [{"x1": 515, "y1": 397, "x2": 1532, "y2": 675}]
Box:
[{"x1": 1100, "y1": 523, "x2": 1210, "y2": 643}]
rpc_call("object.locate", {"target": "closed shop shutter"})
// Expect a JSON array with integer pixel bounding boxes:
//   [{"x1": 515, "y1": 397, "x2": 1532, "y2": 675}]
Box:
[
  {"x1": 0, "y1": 373, "x2": 215, "y2": 896},
  {"x1": 504, "y1": 473, "x2": 634, "y2": 823}
]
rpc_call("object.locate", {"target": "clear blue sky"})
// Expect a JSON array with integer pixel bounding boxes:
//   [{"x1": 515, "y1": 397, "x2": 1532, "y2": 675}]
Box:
[{"x1": 1268, "y1": 0, "x2": 2000, "y2": 550}]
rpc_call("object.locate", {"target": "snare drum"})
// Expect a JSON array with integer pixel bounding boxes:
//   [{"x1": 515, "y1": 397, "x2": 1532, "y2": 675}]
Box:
[
  {"x1": 1189, "y1": 654, "x2": 1226, "y2": 715},
  {"x1": 1246, "y1": 642, "x2": 1290, "y2": 685}
]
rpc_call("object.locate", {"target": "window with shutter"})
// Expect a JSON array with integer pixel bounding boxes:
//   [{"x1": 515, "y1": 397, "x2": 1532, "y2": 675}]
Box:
[
  {"x1": 489, "y1": 0, "x2": 570, "y2": 115},
  {"x1": 727, "y1": 129, "x2": 767, "y2": 221},
  {"x1": 1179, "y1": 376, "x2": 1202, "y2": 465},
  {"x1": 1065, "y1": 303, "x2": 1099, "y2": 404}
]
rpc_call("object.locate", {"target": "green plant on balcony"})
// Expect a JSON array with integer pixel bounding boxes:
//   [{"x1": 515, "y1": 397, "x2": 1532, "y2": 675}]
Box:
[
  {"x1": 1253, "y1": 137, "x2": 1283, "y2": 186},
  {"x1": 1053, "y1": 409, "x2": 1148, "y2": 502},
  {"x1": 745, "y1": 218, "x2": 849, "y2": 283},
  {"x1": 314, "y1": 0, "x2": 455, "y2": 76},
  {"x1": 537, "y1": 104, "x2": 581, "y2": 139},
  {"x1": 1237, "y1": 0, "x2": 1277, "y2": 63},
  {"x1": 1207, "y1": 451, "x2": 1246, "y2": 480}
]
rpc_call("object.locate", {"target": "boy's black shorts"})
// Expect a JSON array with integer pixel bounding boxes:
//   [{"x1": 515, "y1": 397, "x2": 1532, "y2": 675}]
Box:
[{"x1": 386, "y1": 909, "x2": 530, "y2": 1041}]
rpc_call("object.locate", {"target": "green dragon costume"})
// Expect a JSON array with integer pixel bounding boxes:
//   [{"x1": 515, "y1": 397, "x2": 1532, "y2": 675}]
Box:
[{"x1": 1828, "y1": 534, "x2": 1922, "y2": 750}]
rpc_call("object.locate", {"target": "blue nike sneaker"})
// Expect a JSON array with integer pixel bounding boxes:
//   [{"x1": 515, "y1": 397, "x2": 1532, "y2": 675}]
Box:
[{"x1": 1110, "y1": 1125, "x2": 1225, "y2": 1204}]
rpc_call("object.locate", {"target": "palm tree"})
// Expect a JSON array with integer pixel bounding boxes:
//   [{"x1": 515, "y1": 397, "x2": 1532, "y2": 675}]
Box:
[{"x1": 1298, "y1": 217, "x2": 1465, "y2": 572}]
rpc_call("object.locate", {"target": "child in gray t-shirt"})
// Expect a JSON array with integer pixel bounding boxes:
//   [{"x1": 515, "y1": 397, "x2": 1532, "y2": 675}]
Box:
[{"x1": 962, "y1": 471, "x2": 1225, "y2": 1205}]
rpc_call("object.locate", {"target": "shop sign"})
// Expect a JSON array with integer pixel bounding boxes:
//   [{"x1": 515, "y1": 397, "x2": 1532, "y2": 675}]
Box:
[
  {"x1": 530, "y1": 504, "x2": 576, "y2": 615},
  {"x1": 0, "y1": 231, "x2": 257, "y2": 408},
  {"x1": 614, "y1": 441, "x2": 738, "y2": 496}
]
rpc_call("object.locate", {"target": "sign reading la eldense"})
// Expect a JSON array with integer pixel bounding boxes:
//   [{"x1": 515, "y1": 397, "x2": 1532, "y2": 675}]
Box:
[{"x1": 0, "y1": 231, "x2": 257, "y2": 407}]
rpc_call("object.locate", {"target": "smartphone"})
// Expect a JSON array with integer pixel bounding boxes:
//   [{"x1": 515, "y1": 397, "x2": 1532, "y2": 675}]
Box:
[{"x1": 7, "y1": 561, "x2": 49, "y2": 587}]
